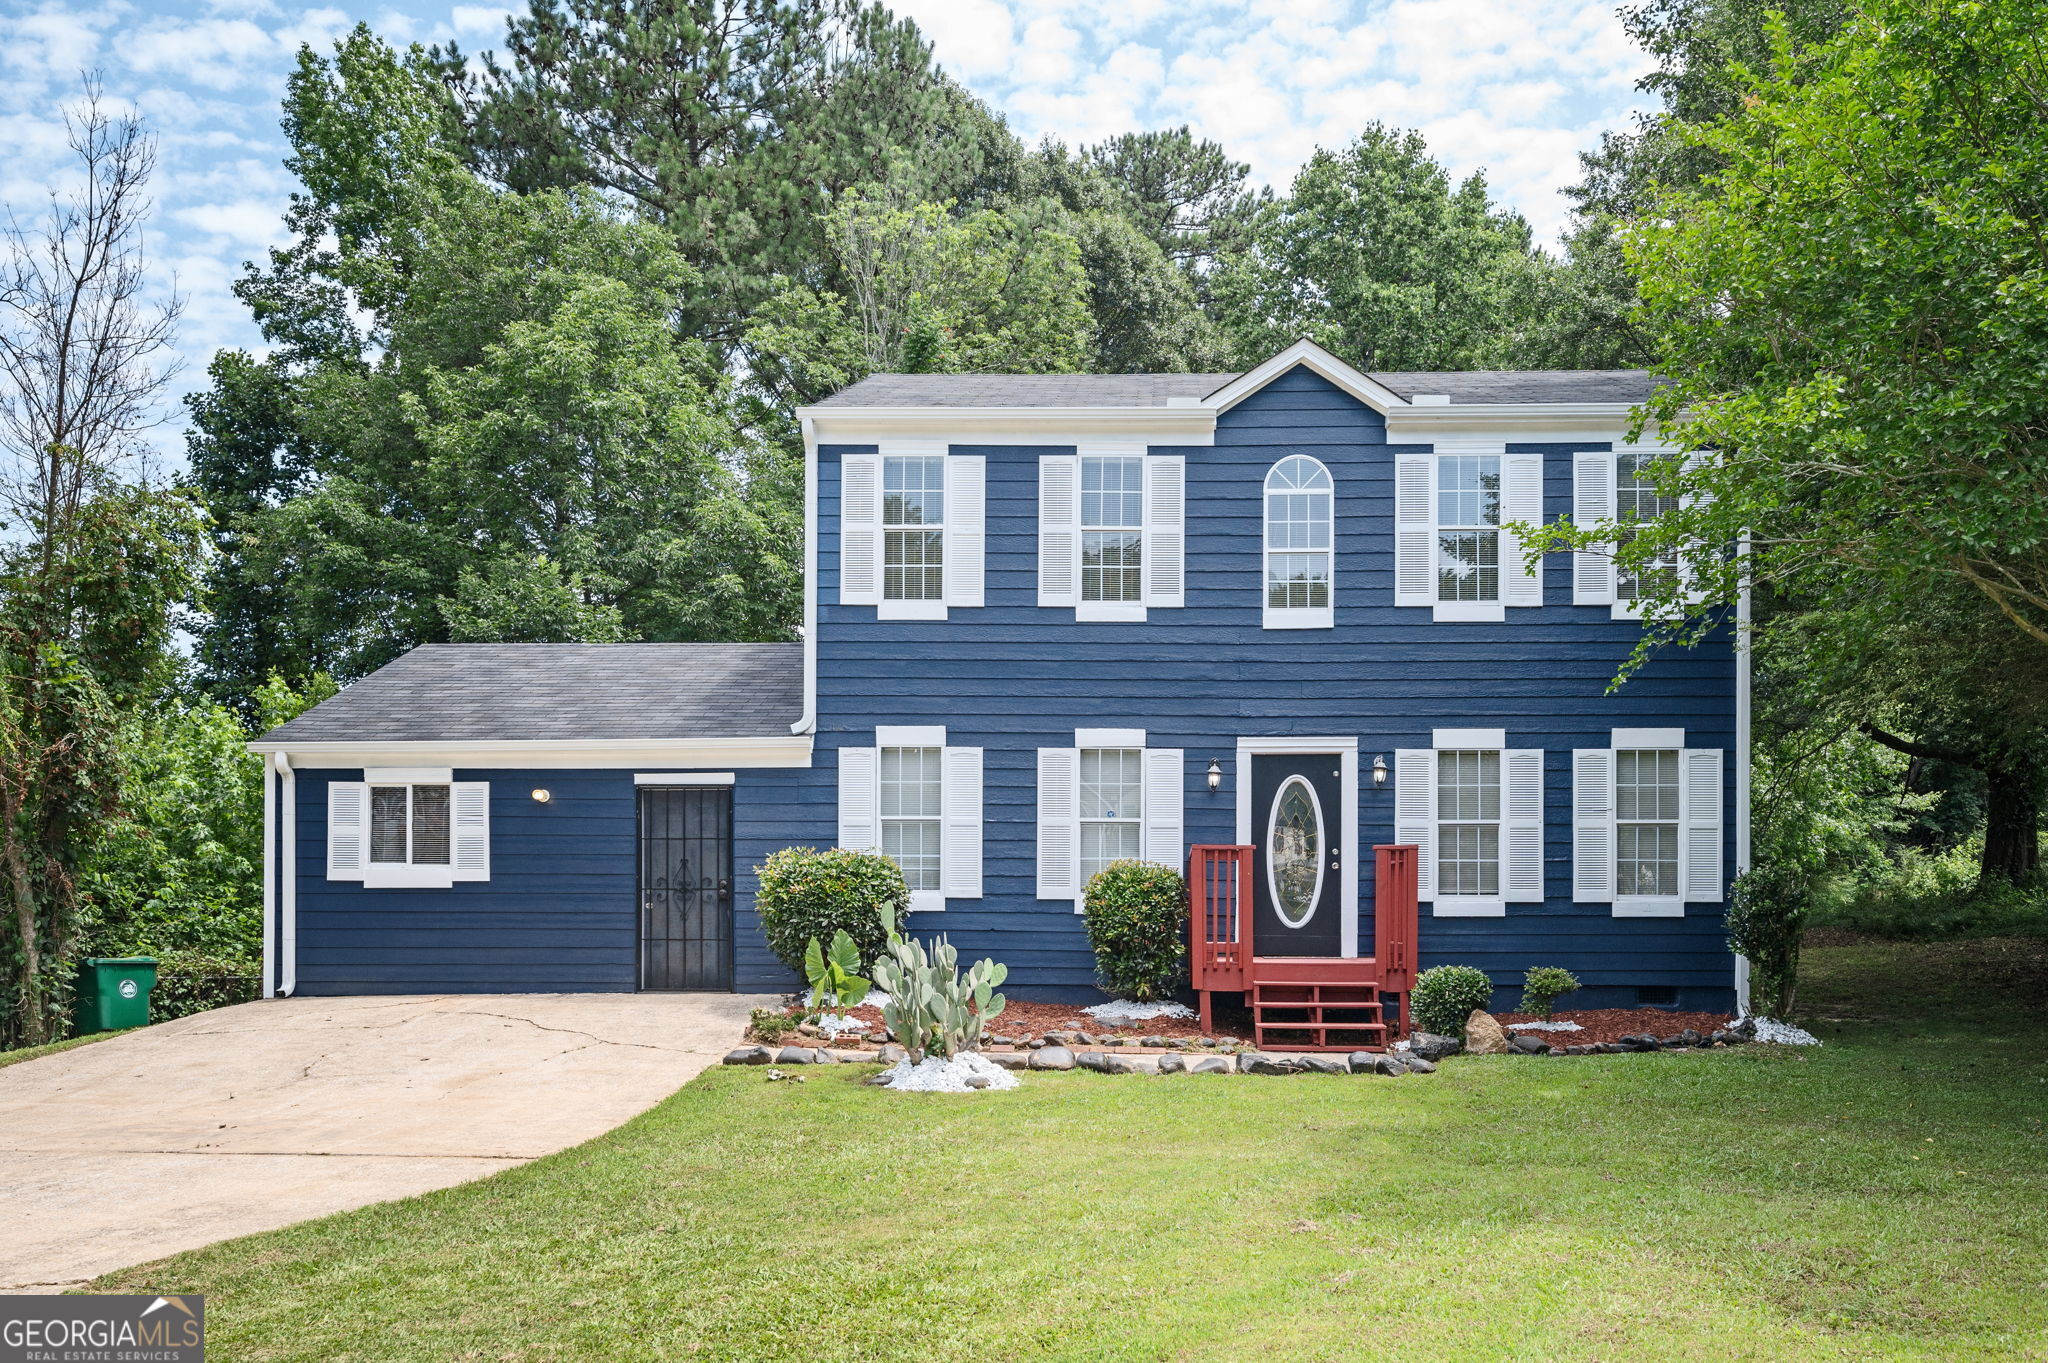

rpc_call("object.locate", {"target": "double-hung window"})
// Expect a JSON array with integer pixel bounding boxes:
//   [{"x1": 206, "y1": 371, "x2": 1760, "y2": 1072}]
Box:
[
  {"x1": 1435, "y1": 751, "x2": 1500, "y2": 898},
  {"x1": 882, "y1": 456, "x2": 944, "y2": 604},
  {"x1": 1081, "y1": 456, "x2": 1145, "y2": 606},
  {"x1": 1615, "y1": 451, "x2": 1681, "y2": 605},
  {"x1": 1079, "y1": 748, "x2": 1143, "y2": 884},
  {"x1": 1573, "y1": 730, "x2": 1724, "y2": 916},
  {"x1": 837, "y1": 447, "x2": 984, "y2": 617},
  {"x1": 879, "y1": 746, "x2": 943, "y2": 893},
  {"x1": 1037, "y1": 450, "x2": 1184, "y2": 620},
  {"x1": 1615, "y1": 749, "x2": 1681, "y2": 897},
  {"x1": 1264, "y1": 455, "x2": 1333, "y2": 628},
  {"x1": 837, "y1": 727, "x2": 983, "y2": 911},
  {"x1": 1394, "y1": 733, "x2": 1544, "y2": 916},
  {"x1": 1036, "y1": 731, "x2": 1184, "y2": 906},
  {"x1": 1395, "y1": 448, "x2": 1543, "y2": 620},
  {"x1": 326, "y1": 770, "x2": 490, "y2": 888},
  {"x1": 1436, "y1": 456, "x2": 1500, "y2": 606}
]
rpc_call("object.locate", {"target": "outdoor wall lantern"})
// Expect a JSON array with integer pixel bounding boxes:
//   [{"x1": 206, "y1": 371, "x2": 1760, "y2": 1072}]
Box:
[
  {"x1": 531, "y1": 788, "x2": 552, "y2": 804},
  {"x1": 1371, "y1": 754, "x2": 1388, "y2": 789},
  {"x1": 1206, "y1": 759, "x2": 1223, "y2": 792}
]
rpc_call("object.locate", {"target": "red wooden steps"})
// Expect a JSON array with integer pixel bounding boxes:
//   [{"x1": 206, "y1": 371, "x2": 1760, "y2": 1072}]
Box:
[{"x1": 1249, "y1": 960, "x2": 1390, "y2": 1051}]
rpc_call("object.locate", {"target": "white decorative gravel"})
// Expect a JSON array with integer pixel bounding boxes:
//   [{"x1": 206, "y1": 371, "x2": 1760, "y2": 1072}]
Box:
[
  {"x1": 1507, "y1": 1020, "x2": 1584, "y2": 1033},
  {"x1": 1748, "y1": 1017, "x2": 1822, "y2": 1046},
  {"x1": 814, "y1": 1013, "x2": 869, "y2": 1039},
  {"x1": 877, "y1": 1051, "x2": 1020, "y2": 1093},
  {"x1": 1083, "y1": 1000, "x2": 1195, "y2": 1026}
]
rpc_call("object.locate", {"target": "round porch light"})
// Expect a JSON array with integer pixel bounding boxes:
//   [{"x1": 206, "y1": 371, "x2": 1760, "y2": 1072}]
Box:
[{"x1": 531, "y1": 788, "x2": 552, "y2": 804}]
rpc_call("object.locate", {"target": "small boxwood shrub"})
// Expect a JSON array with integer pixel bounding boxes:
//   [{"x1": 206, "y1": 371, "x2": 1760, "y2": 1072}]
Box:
[
  {"x1": 754, "y1": 847, "x2": 908, "y2": 977},
  {"x1": 1411, "y1": 964, "x2": 1497, "y2": 1036},
  {"x1": 1519, "y1": 965, "x2": 1581, "y2": 1018},
  {"x1": 1083, "y1": 860, "x2": 1188, "y2": 1001}
]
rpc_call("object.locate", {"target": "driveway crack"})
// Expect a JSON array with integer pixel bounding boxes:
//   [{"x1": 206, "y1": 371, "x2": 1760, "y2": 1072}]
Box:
[{"x1": 448, "y1": 1009, "x2": 689, "y2": 1051}]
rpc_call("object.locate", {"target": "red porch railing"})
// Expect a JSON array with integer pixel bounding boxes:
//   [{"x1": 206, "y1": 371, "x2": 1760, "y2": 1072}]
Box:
[
  {"x1": 1188, "y1": 845, "x2": 1252, "y2": 1028},
  {"x1": 1373, "y1": 843, "x2": 1420, "y2": 1036}
]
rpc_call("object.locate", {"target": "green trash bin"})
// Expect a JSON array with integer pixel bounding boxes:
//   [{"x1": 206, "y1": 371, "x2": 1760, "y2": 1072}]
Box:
[{"x1": 75, "y1": 956, "x2": 157, "y2": 1034}]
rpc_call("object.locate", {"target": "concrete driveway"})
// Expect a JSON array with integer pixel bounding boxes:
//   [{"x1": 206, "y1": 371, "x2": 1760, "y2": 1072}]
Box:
[{"x1": 0, "y1": 992, "x2": 766, "y2": 1290}]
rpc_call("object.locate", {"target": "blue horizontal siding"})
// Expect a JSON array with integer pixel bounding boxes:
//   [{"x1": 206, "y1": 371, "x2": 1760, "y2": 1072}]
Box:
[{"x1": 810, "y1": 364, "x2": 1740, "y2": 1008}]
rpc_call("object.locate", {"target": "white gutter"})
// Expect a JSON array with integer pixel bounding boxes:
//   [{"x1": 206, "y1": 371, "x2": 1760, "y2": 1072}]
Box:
[
  {"x1": 261, "y1": 756, "x2": 275, "y2": 999},
  {"x1": 274, "y1": 752, "x2": 297, "y2": 997},
  {"x1": 245, "y1": 735, "x2": 814, "y2": 768},
  {"x1": 792, "y1": 415, "x2": 818, "y2": 735}
]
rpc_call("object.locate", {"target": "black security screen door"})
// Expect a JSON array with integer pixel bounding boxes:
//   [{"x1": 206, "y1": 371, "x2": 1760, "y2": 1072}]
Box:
[
  {"x1": 638, "y1": 787, "x2": 734, "y2": 990},
  {"x1": 1249, "y1": 753, "x2": 1344, "y2": 956}
]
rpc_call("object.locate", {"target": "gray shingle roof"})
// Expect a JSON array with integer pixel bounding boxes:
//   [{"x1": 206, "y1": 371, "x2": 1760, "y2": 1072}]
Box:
[
  {"x1": 809, "y1": 367, "x2": 1658, "y2": 408},
  {"x1": 258, "y1": 643, "x2": 802, "y2": 744}
]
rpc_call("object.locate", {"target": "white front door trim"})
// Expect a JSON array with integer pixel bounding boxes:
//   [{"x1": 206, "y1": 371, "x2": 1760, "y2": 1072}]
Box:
[{"x1": 1234, "y1": 737, "x2": 1360, "y2": 956}]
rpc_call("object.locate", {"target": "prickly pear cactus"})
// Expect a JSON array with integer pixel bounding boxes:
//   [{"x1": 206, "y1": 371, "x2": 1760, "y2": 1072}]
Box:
[{"x1": 869, "y1": 928, "x2": 1009, "y2": 1062}]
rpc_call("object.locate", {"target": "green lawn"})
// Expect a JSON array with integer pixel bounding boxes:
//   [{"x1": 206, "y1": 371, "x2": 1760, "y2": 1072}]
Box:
[
  {"x1": 0, "y1": 1028, "x2": 132, "y2": 1069},
  {"x1": 98, "y1": 940, "x2": 2048, "y2": 1361}
]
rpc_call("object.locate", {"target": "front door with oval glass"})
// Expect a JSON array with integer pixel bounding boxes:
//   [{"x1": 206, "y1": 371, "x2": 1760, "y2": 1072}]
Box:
[{"x1": 1249, "y1": 753, "x2": 1343, "y2": 955}]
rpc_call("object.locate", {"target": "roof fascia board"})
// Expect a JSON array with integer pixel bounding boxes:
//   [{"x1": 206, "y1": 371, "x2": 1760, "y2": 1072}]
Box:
[
  {"x1": 1202, "y1": 339, "x2": 1410, "y2": 415},
  {"x1": 798, "y1": 407, "x2": 1218, "y2": 445},
  {"x1": 1385, "y1": 404, "x2": 1658, "y2": 445},
  {"x1": 245, "y1": 736, "x2": 815, "y2": 770}
]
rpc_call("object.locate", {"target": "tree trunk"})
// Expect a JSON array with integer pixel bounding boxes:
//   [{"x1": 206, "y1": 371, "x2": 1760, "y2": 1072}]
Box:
[{"x1": 1980, "y1": 767, "x2": 2041, "y2": 886}]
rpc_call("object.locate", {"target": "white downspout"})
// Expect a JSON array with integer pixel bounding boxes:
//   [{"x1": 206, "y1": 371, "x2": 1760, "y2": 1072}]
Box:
[
  {"x1": 791, "y1": 415, "x2": 818, "y2": 735},
  {"x1": 1733, "y1": 539, "x2": 1753, "y2": 1017},
  {"x1": 262, "y1": 758, "x2": 276, "y2": 998},
  {"x1": 275, "y1": 752, "x2": 298, "y2": 996}
]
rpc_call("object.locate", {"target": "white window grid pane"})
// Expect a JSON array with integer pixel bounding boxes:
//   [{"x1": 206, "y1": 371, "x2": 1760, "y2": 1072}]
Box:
[
  {"x1": 1437, "y1": 529, "x2": 1499, "y2": 602},
  {"x1": 884, "y1": 528, "x2": 944, "y2": 600},
  {"x1": 1081, "y1": 457, "x2": 1144, "y2": 530},
  {"x1": 1438, "y1": 823, "x2": 1499, "y2": 897},
  {"x1": 1267, "y1": 553, "x2": 1330, "y2": 608},
  {"x1": 1080, "y1": 749, "x2": 1143, "y2": 819},
  {"x1": 1268, "y1": 455, "x2": 1331, "y2": 491},
  {"x1": 883, "y1": 456, "x2": 944, "y2": 527},
  {"x1": 879, "y1": 747, "x2": 942, "y2": 818},
  {"x1": 1436, "y1": 751, "x2": 1499, "y2": 822},
  {"x1": 882, "y1": 818, "x2": 942, "y2": 891},
  {"x1": 411, "y1": 784, "x2": 451, "y2": 865},
  {"x1": 1082, "y1": 530, "x2": 1143, "y2": 602},
  {"x1": 1616, "y1": 453, "x2": 1681, "y2": 601},
  {"x1": 1081, "y1": 820, "x2": 1143, "y2": 884},
  {"x1": 1266, "y1": 490, "x2": 1331, "y2": 550},
  {"x1": 1617, "y1": 822, "x2": 1679, "y2": 896},
  {"x1": 1438, "y1": 456, "x2": 1501, "y2": 528},
  {"x1": 1615, "y1": 750, "x2": 1679, "y2": 821}
]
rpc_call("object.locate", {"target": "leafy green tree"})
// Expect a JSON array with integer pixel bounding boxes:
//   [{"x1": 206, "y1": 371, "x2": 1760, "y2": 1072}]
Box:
[
  {"x1": 1078, "y1": 127, "x2": 1264, "y2": 272},
  {"x1": 1212, "y1": 125, "x2": 1556, "y2": 372},
  {"x1": 193, "y1": 30, "x2": 799, "y2": 693},
  {"x1": 745, "y1": 187, "x2": 1093, "y2": 410},
  {"x1": 440, "y1": 0, "x2": 997, "y2": 348},
  {"x1": 1613, "y1": 2, "x2": 2048, "y2": 651}
]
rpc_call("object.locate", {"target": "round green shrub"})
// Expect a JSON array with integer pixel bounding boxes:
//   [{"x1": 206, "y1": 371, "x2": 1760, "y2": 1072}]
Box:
[
  {"x1": 1083, "y1": 860, "x2": 1188, "y2": 1001},
  {"x1": 1411, "y1": 964, "x2": 1497, "y2": 1036},
  {"x1": 1518, "y1": 965, "x2": 1582, "y2": 1018},
  {"x1": 754, "y1": 847, "x2": 908, "y2": 976}
]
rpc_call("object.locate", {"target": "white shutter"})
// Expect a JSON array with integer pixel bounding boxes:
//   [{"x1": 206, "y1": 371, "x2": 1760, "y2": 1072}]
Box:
[
  {"x1": 837, "y1": 746, "x2": 880, "y2": 851},
  {"x1": 1504, "y1": 749, "x2": 1544, "y2": 901},
  {"x1": 1572, "y1": 748, "x2": 1616, "y2": 902},
  {"x1": 1573, "y1": 451, "x2": 1616, "y2": 606},
  {"x1": 1394, "y1": 749, "x2": 1435, "y2": 900},
  {"x1": 939, "y1": 746, "x2": 982, "y2": 899},
  {"x1": 1036, "y1": 747, "x2": 1080, "y2": 900},
  {"x1": 1143, "y1": 455, "x2": 1185, "y2": 608},
  {"x1": 1038, "y1": 455, "x2": 1080, "y2": 606},
  {"x1": 1502, "y1": 454, "x2": 1544, "y2": 608},
  {"x1": 1682, "y1": 747, "x2": 1724, "y2": 901},
  {"x1": 1141, "y1": 748, "x2": 1184, "y2": 865},
  {"x1": 326, "y1": 781, "x2": 368, "y2": 881},
  {"x1": 451, "y1": 781, "x2": 490, "y2": 881},
  {"x1": 1395, "y1": 453, "x2": 1434, "y2": 607},
  {"x1": 943, "y1": 455, "x2": 985, "y2": 608},
  {"x1": 839, "y1": 454, "x2": 882, "y2": 606}
]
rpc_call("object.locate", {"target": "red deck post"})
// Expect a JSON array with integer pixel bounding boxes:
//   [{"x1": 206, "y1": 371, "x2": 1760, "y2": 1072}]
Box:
[
  {"x1": 1188, "y1": 845, "x2": 1254, "y2": 1033},
  {"x1": 1373, "y1": 844, "x2": 1420, "y2": 1037}
]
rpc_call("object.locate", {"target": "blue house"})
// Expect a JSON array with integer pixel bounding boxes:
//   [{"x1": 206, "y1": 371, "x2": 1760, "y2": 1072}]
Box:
[{"x1": 252, "y1": 340, "x2": 1750, "y2": 1028}]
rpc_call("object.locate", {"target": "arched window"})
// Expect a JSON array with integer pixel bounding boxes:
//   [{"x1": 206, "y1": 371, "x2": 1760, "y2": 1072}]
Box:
[{"x1": 1263, "y1": 455, "x2": 1333, "y2": 627}]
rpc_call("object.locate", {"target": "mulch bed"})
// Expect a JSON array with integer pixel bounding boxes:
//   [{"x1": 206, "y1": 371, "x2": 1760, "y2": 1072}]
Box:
[{"x1": 1491, "y1": 1008, "x2": 1732, "y2": 1046}]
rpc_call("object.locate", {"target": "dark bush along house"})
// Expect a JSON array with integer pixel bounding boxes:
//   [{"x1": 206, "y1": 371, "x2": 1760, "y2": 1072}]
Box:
[{"x1": 253, "y1": 341, "x2": 1749, "y2": 1048}]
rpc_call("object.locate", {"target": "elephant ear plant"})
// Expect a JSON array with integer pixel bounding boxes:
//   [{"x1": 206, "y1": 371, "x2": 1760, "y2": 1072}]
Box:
[
  {"x1": 869, "y1": 920, "x2": 1008, "y2": 1063},
  {"x1": 803, "y1": 929, "x2": 872, "y2": 1014}
]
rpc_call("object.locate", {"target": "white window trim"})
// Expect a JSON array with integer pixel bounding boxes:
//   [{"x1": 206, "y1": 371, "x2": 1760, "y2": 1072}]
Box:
[
  {"x1": 1262, "y1": 455, "x2": 1334, "y2": 630},
  {"x1": 1403, "y1": 444, "x2": 1540, "y2": 623},
  {"x1": 1041, "y1": 733, "x2": 1185, "y2": 913},
  {"x1": 330, "y1": 776, "x2": 489, "y2": 889},
  {"x1": 1235, "y1": 737, "x2": 1359, "y2": 955},
  {"x1": 840, "y1": 729, "x2": 982, "y2": 911},
  {"x1": 1041, "y1": 446, "x2": 1185, "y2": 622},
  {"x1": 1583, "y1": 444, "x2": 1686, "y2": 620},
  {"x1": 634, "y1": 772, "x2": 735, "y2": 786},
  {"x1": 1613, "y1": 743, "x2": 1685, "y2": 918},
  {"x1": 845, "y1": 444, "x2": 986, "y2": 618},
  {"x1": 1404, "y1": 735, "x2": 1541, "y2": 917}
]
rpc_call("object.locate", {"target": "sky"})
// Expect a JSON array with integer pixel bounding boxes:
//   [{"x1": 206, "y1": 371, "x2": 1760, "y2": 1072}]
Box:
[{"x1": 0, "y1": 0, "x2": 1659, "y2": 447}]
